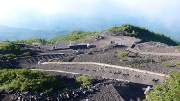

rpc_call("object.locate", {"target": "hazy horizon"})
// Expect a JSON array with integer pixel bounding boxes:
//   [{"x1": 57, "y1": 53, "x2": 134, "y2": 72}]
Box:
[{"x1": 0, "y1": 0, "x2": 179, "y2": 41}]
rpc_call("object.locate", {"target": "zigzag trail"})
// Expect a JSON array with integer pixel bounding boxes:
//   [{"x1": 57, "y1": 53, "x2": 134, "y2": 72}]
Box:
[{"x1": 32, "y1": 62, "x2": 168, "y2": 85}]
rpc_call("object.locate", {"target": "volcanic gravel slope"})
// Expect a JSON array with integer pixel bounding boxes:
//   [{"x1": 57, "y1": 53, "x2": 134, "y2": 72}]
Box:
[
  {"x1": 134, "y1": 42, "x2": 180, "y2": 53},
  {"x1": 71, "y1": 47, "x2": 180, "y2": 74},
  {"x1": 13, "y1": 53, "x2": 75, "y2": 67},
  {"x1": 3, "y1": 35, "x2": 180, "y2": 101},
  {"x1": 31, "y1": 62, "x2": 165, "y2": 85},
  {"x1": 87, "y1": 84, "x2": 125, "y2": 101},
  {"x1": 0, "y1": 71, "x2": 147, "y2": 101},
  {"x1": 46, "y1": 72, "x2": 146, "y2": 101}
]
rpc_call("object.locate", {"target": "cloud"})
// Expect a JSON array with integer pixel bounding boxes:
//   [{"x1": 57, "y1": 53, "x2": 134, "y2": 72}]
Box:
[
  {"x1": 112, "y1": 0, "x2": 180, "y2": 23},
  {"x1": 1, "y1": 0, "x2": 179, "y2": 18},
  {"x1": 0, "y1": 0, "x2": 180, "y2": 29}
]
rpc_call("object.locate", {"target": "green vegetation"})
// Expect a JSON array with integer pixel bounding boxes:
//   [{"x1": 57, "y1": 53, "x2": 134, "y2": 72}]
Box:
[
  {"x1": 7, "y1": 24, "x2": 178, "y2": 46},
  {"x1": 108, "y1": 24, "x2": 178, "y2": 46},
  {"x1": 175, "y1": 61, "x2": 180, "y2": 66},
  {"x1": 167, "y1": 57, "x2": 172, "y2": 60},
  {"x1": 48, "y1": 59, "x2": 62, "y2": 62},
  {"x1": 0, "y1": 42, "x2": 30, "y2": 59},
  {"x1": 3, "y1": 54, "x2": 16, "y2": 60},
  {"x1": 145, "y1": 71, "x2": 180, "y2": 101},
  {"x1": 178, "y1": 45, "x2": 180, "y2": 48},
  {"x1": 48, "y1": 30, "x2": 98, "y2": 43},
  {"x1": 76, "y1": 75, "x2": 93, "y2": 86},
  {"x1": 0, "y1": 42, "x2": 21, "y2": 59},
  {"x1": 21, "y1": 52, "x2": 31, "y2": 56},
  {"x1": 0, "y1": 69, "x2": 61, "y2": 92},
  {"x1": 14, "y1": 38, "x2": 46, "y2": 44},
  {"x1": 0, "y1": 42, "x2": 21, "y2": 55},
  {"x1": 118, "y1": 52, "x2": 128, "y2": 57},
  {"x1": 119, "y1": 59, "x2": 124, "y2": 62},
  {"x1": 136, "y1": 63, "x2": 144, "y2": 68},
  {"x1": 2, "y1": 24, "x2": 179, "y2": 47},
  {"x1": 161, "y1": 62, "x2": 171, "y2": 67}
]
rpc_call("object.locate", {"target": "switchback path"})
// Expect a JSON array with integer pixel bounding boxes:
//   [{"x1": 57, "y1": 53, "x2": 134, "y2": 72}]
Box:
[{"x1": 32, "y1": 62, "x2": 167, "y2": 85}]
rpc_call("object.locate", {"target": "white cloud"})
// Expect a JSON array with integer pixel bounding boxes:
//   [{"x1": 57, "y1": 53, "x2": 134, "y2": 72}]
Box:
[
  {"x1": 37, "y1": 0, "x2": 61, "y2": 14},
  {"x1": 0, "y1": 0, "x2": 180, "y2": 28},
  {"x1": 114, "y1": 0, "x2": 180, "y2": 18},
  {"x1": 0, "y1": 0, "x2": 179, "y2": 17}
]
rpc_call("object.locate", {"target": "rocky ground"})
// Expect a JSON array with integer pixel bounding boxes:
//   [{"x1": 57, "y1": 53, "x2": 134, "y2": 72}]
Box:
[
  {"x1": 134, "y1": 41, "x2": 180, "y2": 53},
  {"x1": 0, "y1": 71, "x2": 147, "y2": 101},
  {"x1": 14, "y1": 46, "x2": 180, "y2": 74},
  {"x1": 30, "y1": 62, "x2": 165, "y2": 85},
  {"x1": 1, "y1": 34, "x2": 180, "y2": 101},
  {"x1": 72, "y1": 47, "x2": 180, "y2": 74}
]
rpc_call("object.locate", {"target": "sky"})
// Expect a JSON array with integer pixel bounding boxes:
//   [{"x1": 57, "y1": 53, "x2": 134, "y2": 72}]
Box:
[
  {"x1": 0, "y1": 0, "x2": 180, "y2": 26},
  {"x1": 0, "y1": 0, "x2": 179, "y2": 40},
  {"x1": 0, "y1": 0, "x2": 179, "y2": 17}
]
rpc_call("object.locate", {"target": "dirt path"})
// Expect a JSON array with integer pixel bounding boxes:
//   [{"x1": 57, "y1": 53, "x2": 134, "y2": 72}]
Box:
[
  {"x1": 129, "y1": 48, "x2": 180, "y2": 57},
  {"x1": 41, "y1": 62, "x2": 167, "y2": 77},
  {"x1": 32, "y1": 62, "x2": 167, "y2": 85}
]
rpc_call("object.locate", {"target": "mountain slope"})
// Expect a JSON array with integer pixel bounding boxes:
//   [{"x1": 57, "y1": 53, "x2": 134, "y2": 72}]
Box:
[
  {"x1": 107, "y1": 24, "x2": 178, "y2": 46},
  {"x1": 0, "y1": 25, "x2": 52, "y2": 41}
]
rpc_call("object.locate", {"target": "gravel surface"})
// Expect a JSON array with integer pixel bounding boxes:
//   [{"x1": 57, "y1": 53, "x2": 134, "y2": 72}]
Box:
[
  {"x1": 30, "y1": 62, "x2": 165, "y2": 85},
  {"x1": 3, "y1": 37, "x2": 180, "y2": 101},
  {"x1": 0, "y1": 71, "x2": 147, "y2": 101},
  {"x1": 134, "y1": 41, "x2": 180, "y2": 53}
]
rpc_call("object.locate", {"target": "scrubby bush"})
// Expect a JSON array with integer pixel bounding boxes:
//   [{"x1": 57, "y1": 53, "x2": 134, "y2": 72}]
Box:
[
  {"x1": 178, "y1": 45, "x2": 180, "y2": 48},
  {"x1": 0, "y1": 69, "x2": 60, "y2": 92},
  {"x1": 119, "y1": 59, "x2": 123, "y2": 62},
  {"x1": 15, "y1": 38, "x2": 46, "y2": 44},
  {"x1": 48, "y1": 59, "x2": 62, "y2": 62},
  {"x1": 21, "y1": 52, "x2": 31, "y2": 56},
  {"x1": 48, "y1": 30, "x2": 98, "y2": 43},
  {"x1": 0, "y1": 54, "x2": 4, "y2": 58},
  {"x1": 76, "y1": 75, "x2": 93, "y2": 86},
  {"x1": 0, "y1": 42, "x2": 21, "y2": 55},
  {"x1": 0, "y1": 42, "x2": 32, "y2": 59},
  {"x1": 4, "y1": 54, "x2": 16, "y2": 60},
  {"x1": 118, "y1": 52, "x2": 128, "y2": 57},
  {"x1": 107, "y1": 24, "x2": 178, "y2": 46},
  {"x1": 161, "y1": 62, "x2": 170, "y2": 67},
  {"x1": 144, "y1": 71, "x2": 180, "y2": 101},
  {"x1": 175, "y1": 61, "x2": 180, "y2": 66}
]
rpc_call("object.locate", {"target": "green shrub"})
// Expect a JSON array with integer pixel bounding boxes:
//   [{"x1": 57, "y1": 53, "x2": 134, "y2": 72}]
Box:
[
  {"x1": 178, "y1": 45, "x2": 180, "y2": 48},
  {"x1": 144, "y1": 71, "x2": 180, "y2": 101},
  {"x1": 114, "y1": 50, "x2": 117, "y2": 53},
  {"x1": 119, "y1": 59, "x2": 123, "y2": 62},
  {"x1": 128, "y1": 65, "x2": 132, "y2": 68},
  {"x1": 118, "y1": 52, "x2": 128, "y2": 57},
  {"x1": 21, "y1": 52, "x2": 31, "y2": 56},
  {"x1": 48, "y1": 59, "x2": 62, "y2": 62},
  {"x1": 137, "y1": 64, "x2": 144, "y2": 68},
  {"x1": 0, "y1": 53, "x2": 16, "y2": 60},
  {"x1": 4, "y1": 54, "x2": 16, "y2": 60},
  {"x1": 0, "y1": 42, "x2": 32, "y2": 59},
  {"x1": 76, "y1": 75, "x2": 93, "y2": 86},
  {"x1": 0, "y1": 42, "x2": 21, "y2": 55},
  {"x1": 162, "y1": 62, "x2": 170, "y2": 67},
  {"x1": 167, "y1": 57, "x2": 172, "y2": 60},
  {"x1": 0, "y1": 69, "x2": 60, "y2": 92},
  {"x1": 175, "y1": 61, "x2": 180, "y2": 66},
  {"x1": 0, "y1": 54, "x2": 4, "y2": 58},
  {"x1": 107, "y1": 24, "x2": 178, "y2": 46},
  {"x1": 15, "y1": 38, "x2": 46, "y2": 44},
  {"x1": 47, "y1": 30, "x2": 98, "y2": 43}
]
